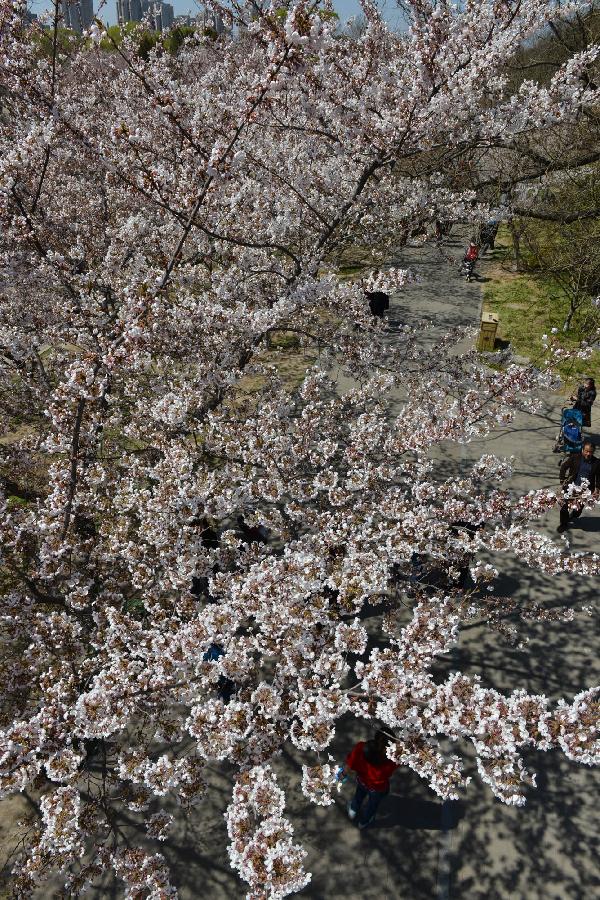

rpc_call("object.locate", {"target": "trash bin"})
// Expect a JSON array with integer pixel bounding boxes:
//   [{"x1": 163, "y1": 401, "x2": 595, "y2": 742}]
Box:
[{"x1": 478, "y1": 312, "x2": 498, "y2": 352}]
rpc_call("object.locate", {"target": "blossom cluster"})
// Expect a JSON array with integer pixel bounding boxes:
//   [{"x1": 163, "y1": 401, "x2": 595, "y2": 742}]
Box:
[{"x1": 226, "y1": 766, "x2": 310, "y2": 899}]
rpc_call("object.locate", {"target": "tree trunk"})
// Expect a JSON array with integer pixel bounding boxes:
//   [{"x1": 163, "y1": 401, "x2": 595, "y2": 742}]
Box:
[
  {"x1": 563, "y1": 296, "x2": 580, "y2": 332},
  {"x1": 509, "y1": 221, "x2": 522, "y2": 272}
]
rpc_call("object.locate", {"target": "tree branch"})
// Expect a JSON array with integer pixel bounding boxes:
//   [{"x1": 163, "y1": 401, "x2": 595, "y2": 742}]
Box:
[{"x1": 60, "y1": 398, "x2": 86, "y2": 540}]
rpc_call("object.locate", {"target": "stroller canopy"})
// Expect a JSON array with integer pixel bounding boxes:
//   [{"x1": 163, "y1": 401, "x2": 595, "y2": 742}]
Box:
[
  {"x1": 560, "y1": 407, "x2": 584, "y2": 453},
  {"x1": 562, "y1": 408, "x2": 584, "y2": 426}
]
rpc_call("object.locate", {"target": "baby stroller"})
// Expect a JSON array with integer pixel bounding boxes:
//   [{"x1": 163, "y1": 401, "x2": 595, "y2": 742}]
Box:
[{"x1": 553, "y1": 407, "x2": 584, "y2": 455}]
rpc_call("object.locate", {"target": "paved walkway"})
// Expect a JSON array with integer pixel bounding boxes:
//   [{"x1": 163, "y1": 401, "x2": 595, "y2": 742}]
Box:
[
  {"x1": 292, "y1": 235, "x2": 599, "y2": 900},
  {"x1": 2, "y1": 234, "x2": 598, "y2": 899}
]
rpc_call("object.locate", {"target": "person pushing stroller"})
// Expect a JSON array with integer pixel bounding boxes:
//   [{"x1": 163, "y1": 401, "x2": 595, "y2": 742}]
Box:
[{"x1": 571, "y1": 377, "x2": 596, "y2": 427}]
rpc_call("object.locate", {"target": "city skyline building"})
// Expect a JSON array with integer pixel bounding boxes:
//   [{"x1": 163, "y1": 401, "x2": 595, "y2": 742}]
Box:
[
  {"x1": 116, "y1": 0, "x2": 174, "y2": 32},
  {"x1": 116, "y1": 0, "x2": 141, "y2": 26},
  {"x1": 32, "y1": 2, "x2": 376, "y2": 31},
  {"x1": 197, "y1": 5, "x2": 224, "y2": 35},
  {"x1": 155, "y1": 1, "x2": 174, "y2": 31},
  {"x1": 62, "y1": 0, "x2": 94, "y2": 32}
]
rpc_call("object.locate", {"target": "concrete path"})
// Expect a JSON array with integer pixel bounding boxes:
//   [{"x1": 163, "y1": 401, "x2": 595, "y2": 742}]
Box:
[
  {"x1": 2, "y1": 233, "x2": 598, "y2": 899},
  {"x1": 292, "y1": 234, "x2": 599, "y2": 900}
]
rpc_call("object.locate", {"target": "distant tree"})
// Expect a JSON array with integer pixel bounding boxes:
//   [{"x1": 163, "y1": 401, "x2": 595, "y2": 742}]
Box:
[
  {"x1": 519, "y1": 167, "x2": 600, "y2": 331},
  {"x1": 136, "y1": 28, "x2": 160, "y2": 59},
  {"x1": 99, "y1": 22, "x2": 139, "y2": 51},
  {"x1": 163, "y1": 25, "x2": 197, "y2": 54},
  {"x1": 505, "y1": 0, "x2": 600, "y2": 89}
]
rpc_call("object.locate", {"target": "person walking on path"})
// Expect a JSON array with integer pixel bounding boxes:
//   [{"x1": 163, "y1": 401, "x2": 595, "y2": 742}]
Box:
[
  {"x1": 571, "y1": 377, "x2": 597, "y2": 427},
  {"x1": 558, "y1": 439, "x2": 600, "y2": 533},
  {"x1": 340, "y1": 730, "x2": 398, "y2": 829},
  {"x1": 478, "y1": 220, "x2": 499, "y2": 254},
  {"x1": 434, "y1": 220, "x2": 452, "y2": 242},
  {"x1": 459, "y1": 241, "x2": 479, "y2": 281},
  {"x1": 365, "y1": 287, "x2": 390, "y2": 318}
]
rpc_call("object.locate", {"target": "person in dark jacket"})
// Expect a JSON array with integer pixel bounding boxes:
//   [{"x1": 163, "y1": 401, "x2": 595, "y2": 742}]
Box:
[
  {"x1": 236, "y1": 515, "x2": 269, "y2": 544},
  {"x1": 365, "y1": 289, "x2": 390, "y2": 318},
  {"x1": 434, "y1": 220, "x2": 452, "y2": 241},
  {"x1": 202, "y1": 643, "x2": 237, "y2": 703},
  {"x1": 571, "y1": 378, "x2": 596, "y2": 427},
  {"x1": 479, "y1": 220, "x2": 499, "y2": 253},
  {"x1": 363, "y1": 272, "x2": 390, "y2": 318},
  {"x1": 558, "y1": 440, "x2": 600, "y2": 533},
  {"x1": 340, "y1": 730, "x2": 398, "y2": 828}
]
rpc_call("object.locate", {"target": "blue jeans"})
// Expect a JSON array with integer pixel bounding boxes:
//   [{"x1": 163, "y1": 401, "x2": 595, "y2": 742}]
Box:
[{"x1": 350, "y1": 779, "x2": 387, "y2": 826}]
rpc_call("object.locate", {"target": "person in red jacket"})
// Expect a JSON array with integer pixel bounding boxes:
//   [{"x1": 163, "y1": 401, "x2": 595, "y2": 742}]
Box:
[
  {"x1": 464, "y1": 241, "x2": 479, "y2": 262},
  {"x1": 460, "y1": 241, "x2": 480, "y2": 281},
  {"x1": 341, "y1": 730, "x2": 398, "y2": 828}
]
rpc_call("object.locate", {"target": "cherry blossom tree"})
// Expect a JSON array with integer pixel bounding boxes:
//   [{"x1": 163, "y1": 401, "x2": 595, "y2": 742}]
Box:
[{"x1": 1, "y1": 0, "x2": 599, "y2": 896}]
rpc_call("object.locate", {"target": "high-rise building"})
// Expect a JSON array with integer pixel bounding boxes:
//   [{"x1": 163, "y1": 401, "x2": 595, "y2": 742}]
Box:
[
  {"x1": 117, "y1": 0, "x2": 173, "y2": 32},
  {"x1": 117, "y1": 0, "x2": 141, "y2": 25},
  {"x1": 117, "y1": 2, "x2": 225, "y2": 35},
  {"x1": 62, "y1": 0, "x2": 94, "y2": 33},
  {"x1": 161, "y1": 3, "x2": 174, "y2": 30},
  {"x1": 198, "y1": 5, "x2": 225, "y2": 35}
]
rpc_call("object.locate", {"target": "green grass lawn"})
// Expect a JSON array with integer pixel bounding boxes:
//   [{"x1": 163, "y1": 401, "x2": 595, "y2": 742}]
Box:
[{"x1": 482, "y1": 231, "x2": 600, "y2": 393}]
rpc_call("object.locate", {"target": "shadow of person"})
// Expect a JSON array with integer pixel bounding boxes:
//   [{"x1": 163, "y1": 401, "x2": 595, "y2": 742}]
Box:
[
  {"x1": 568, "y1": 515, "x2": 600, "y2": 532},
  {"x1": 368, "y1": 795, "x2": 465, "y2": 831}
]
